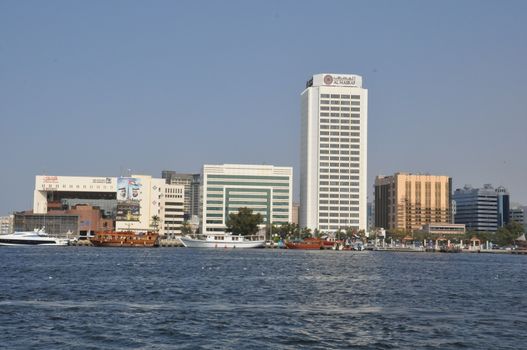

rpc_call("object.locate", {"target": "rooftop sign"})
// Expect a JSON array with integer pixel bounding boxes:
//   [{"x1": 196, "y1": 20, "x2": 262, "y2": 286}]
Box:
[{"x1": 307, "y1": 74, "x2": 363, "y2": 88}]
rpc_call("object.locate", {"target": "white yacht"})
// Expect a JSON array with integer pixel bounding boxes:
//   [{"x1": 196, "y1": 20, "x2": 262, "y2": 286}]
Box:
[
  {"x1": 0, "y1": 228, "x2": 69, "y2": 246},
  {"x1": 179, "y1": 233, "x2": 265, "y2": 249}
]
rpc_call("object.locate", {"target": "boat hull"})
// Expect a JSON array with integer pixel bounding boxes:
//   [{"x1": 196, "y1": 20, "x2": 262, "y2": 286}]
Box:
[
  {"x1": 0, "y1": 234, "x2": 69, "y2": 246},
  {"x1": 0, "y1": 240, "x2": 68, "y2": 246},
  {"x1": 285, "y1": 238, "x2": 337, "y2": 250},
  {"x1": 179, "y1": 236, "x2": 265, "y2": 249},
  {"x1": 285, "y1": 242, "x2": 323, "y2": 250},
  {"x1": 90, "y1": 231, "x2": 159, "y2": 248}
]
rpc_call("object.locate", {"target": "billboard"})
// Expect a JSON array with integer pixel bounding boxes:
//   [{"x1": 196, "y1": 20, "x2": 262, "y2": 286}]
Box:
[{"x1": 116, "y1": 177, "x2": 142, "y2": 221}]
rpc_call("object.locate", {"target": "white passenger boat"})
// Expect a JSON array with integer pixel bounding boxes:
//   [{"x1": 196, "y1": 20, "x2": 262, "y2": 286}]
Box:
[
  {"x1": 0, "y1": 228, "x2": 69, "y2": 246},
  {"x1": 179, "y1": 233, "x2": 265, "y2": 249}
]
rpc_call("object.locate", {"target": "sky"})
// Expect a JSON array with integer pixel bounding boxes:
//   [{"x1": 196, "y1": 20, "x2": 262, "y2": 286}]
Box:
[{"x1": 1, "y1": 0, "x2": 526, "y2": 215}]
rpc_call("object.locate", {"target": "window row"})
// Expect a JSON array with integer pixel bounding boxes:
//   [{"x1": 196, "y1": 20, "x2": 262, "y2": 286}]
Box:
[
  {"x1": 320, "y1": 144, "x2": 360, "y2": 149},
  {"x1": 320, "y1": 106, "x2": 361, "y2": 112},
  {"x1": 320, "y1": 112, "x2": 361, "y2": 118},
  {"x1": 320, "y1": 125, "x2": 360, "y2": 130},
  {"x1": 319, "y1": 212, "x2": 360, "y2": 217},
  {"x1": 319, "y1": 163, "x2": 360, "y2": 169},
  {"x1": 320, "y1": 119, "x2": 360, "y2": 125},
  {"x1": 319, "y1": 187, "x2": 360, "y2": 192},
  {"x1": 320, "y1": 207, "x2": 360, "y2": 212},
  {"x1": 319, "y1": 219, "x2": 360, "y2": 224},
  {"x1": 320, "y1": 156, "x2": 360, "y2": 161},
  {"x1": 319, "y1": 181, "x2": 360, "y2": 187},
  {"x1": 320, "y1": 200, "x2": 360, "y2": 205},
  {"x1": 320, "y1": 100, "x2": 361, "y2": 106},
  {"x1": 320, "y1": 130, "x2": 360, "y2": 135},
  {"x1": 320, "y1": 150, "x2": 360, "y2": 155},
  {"x1": 320, "y1": 193, "x2": 359, "y2": 198},
  {"x1": 319, "y1": 138, "x2": 361, "y2": 143},
  {"x1": 320, "y1": 94, "x2": 360, "y2": 99},
  {"x1": 319, "y1": 175, "x2": 360, "y2": 181}
]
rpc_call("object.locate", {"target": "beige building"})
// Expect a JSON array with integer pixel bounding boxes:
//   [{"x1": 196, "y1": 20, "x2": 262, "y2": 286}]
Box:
[
  {"x1": 0, "y1": 214, "x2": 14, "y2": 235},
  {"x1": 374, "y1": 173, "x2": 452, "y2": 232},
  {"x1": 33, "y1": 174, "x2": 184, "y2": 238}
]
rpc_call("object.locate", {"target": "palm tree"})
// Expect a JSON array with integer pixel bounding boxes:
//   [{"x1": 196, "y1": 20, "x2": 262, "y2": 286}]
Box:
[
  {"x1": 181, "y1": 220, "x2": 193, "y2": 236},
  {"x1": 151, "y1": 215, "x2": 160, "y2": 232}
]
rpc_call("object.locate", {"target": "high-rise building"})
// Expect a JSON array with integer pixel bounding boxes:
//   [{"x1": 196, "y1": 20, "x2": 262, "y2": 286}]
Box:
[
  {"x1": 453, "y1": 184, "x2": 498, "y2": 232},
  {"x1": 300, "y1": 73, "x2": 368, "y2": 232},
  {"x1": 374, "y1": 173, "x2": 452, "y2": 232},
  {"x1": 367, "y1": 201, "x2": 374, "y2": 232},
  {"x1": 201, "y1": 164, "x2": 293, "y2": 235},
  {"x1": 495, "y1": 186, "x2": 510, "y2": 228},
  {"x1": 162, "y1": 171, "x2": 201, "y2": 220}
]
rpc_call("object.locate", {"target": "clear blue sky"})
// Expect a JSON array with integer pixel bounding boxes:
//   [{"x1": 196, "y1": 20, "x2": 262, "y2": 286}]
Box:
[{"x1": 1, "y1": 0, "x2": 526, "y2": 215}]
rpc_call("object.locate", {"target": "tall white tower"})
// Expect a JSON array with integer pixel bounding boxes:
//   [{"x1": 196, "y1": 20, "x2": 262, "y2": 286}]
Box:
[{"x1": 300, "y1": 73, "x2": 368, "y2": 233}]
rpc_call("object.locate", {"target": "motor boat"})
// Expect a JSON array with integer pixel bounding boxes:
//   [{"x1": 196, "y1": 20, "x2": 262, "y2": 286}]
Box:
[{"x1": 0, "y1": 228, "x2": 69, "y2": 246}]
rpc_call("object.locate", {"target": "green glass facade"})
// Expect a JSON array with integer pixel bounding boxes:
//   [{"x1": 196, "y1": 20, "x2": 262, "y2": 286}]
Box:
[{"x1": 203, "y1": 166, "x2": 292, "y2": 234}]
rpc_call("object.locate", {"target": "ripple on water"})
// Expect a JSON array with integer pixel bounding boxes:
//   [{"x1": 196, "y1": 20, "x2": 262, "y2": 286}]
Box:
[{"x1": 0, "y1": 248, "x2": 526, "y2": 349}]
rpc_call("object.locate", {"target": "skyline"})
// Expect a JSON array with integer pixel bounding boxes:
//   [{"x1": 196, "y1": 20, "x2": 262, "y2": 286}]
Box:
[{"x1": 1, "y1": 1, "x2": 527, "y2": 215}]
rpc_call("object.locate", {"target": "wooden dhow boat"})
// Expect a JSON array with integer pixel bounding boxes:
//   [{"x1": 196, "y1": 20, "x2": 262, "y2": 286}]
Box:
[
  {"x1": 285, "y1": 237, "x2": 336, "y2": 250},
  {"x1": 90, "y1": 231, "x2": 159, "y2": 247}
]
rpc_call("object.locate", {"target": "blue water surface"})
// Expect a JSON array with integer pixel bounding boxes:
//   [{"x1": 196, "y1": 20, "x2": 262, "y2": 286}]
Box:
[{"x1": 1, "y1": 247, "x2": 526, "y2": 349}]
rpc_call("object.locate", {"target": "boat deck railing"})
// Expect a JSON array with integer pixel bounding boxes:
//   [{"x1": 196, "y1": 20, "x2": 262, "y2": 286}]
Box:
[{"x1": 186, "y1": 234, "x2": 265, "y2": 241}]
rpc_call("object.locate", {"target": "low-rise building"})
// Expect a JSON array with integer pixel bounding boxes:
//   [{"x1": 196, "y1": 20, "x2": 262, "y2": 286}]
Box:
[
  {"x1": 509, "y1": 207, "x2": 525, "y2": 230},
  {"x1": 0, "y1": 215, "x2": 14, "y2": 235},
  {"x1": 14, "y1": 211, "x2": 78, "y2": 237},
  {"x1": 419, "y1": 223, "x2": 466, "y2": 236},
  {"x1": 33, "y1": 174, "x2": 184, "y2": 238}
]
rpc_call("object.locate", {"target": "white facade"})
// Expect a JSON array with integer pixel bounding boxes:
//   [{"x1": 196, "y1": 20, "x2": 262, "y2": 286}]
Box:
[
  {"x1": 34, "y1": 175, "x2": 116, "y2": 214},
  {"x1": 162, "y1": 184, "x2": 185, "y2": 238},
  {"x1": 300, "y1": 73, "x2": 368, "y2": 232},
  {"x1": 0, "y1": 215, "x2": 14, "y2": 235},
  {"x1": 202, "y1": 164, "x2": 293, "y2": 235},
  {"x1": 33, "y1": 174, "x2": 184, "y2": 237}
]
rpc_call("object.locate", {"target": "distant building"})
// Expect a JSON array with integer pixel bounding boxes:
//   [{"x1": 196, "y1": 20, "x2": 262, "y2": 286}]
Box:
[
  {"x1": 291, "y1": 202, "x2": 300, "y2": 225},
  {"x1": 453, "y1": 184, "x2": 499, "y2": 232},
  {"x1": 509, "y1": 207, "x2": 525, "y2": 228},
  {"x1": 0, "y1": 214, "x2": 14, "y2": 235},
  {"x1": 495, "y1": 186, "x2": 510, "y2": 228},
  {"x1": 300, "y1": 73, "x2": 368, "y2": 233},
  {"x1": 418, "y1": 223, "x2": 466, "y2": 236},
  {"x1": 374, "y1": 173, "x2": 452, "y2": 232},
  {"x1": 161, "y1": 171, "x2": 201, "y2": 220},
  {"x1": 201, "y1": 164, "x2": 293, "y2": 235},
  {"x1": 33, "y1": 174, "x2": 184, "y2": 238},
  {"x1": 50, "y1": 204, "x2": 113, "y2": 237},
  {"x1": 367, "y1": 202, "x2": 374, "y2": 232},
  {"x1": 14, "y1": 211, "x2": 79, "y2": 237}
]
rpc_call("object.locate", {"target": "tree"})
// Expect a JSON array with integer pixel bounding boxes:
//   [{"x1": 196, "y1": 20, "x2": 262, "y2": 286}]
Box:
[
  {"x1": 495, "y1": 221, "x2": 524, "y2": 246},
  {"x1": 225, "y1": 207, "x2": 263, "y2": 236},
  {"x1": 387, "y1": 228, "x2": 407, "y2": 243},
  {"x1": 300, "y1": 227, "x2": 312, "y2": 239},
  {"x1": 151, "y1": 215, "x2": 160, "y2": 232},
  {"x1": 181, "y1": 220, "x2": 193, "y2": 235}
]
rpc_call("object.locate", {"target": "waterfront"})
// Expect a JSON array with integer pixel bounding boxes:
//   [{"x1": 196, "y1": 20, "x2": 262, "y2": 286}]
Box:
[{"x1": 1, "y1": 248, "x2": 526, "y2": 349}]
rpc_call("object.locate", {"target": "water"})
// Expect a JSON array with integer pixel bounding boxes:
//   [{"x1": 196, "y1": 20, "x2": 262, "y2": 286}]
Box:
[{"x1": 1, "y1": 247, "x2": 526, "y2": 349}]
